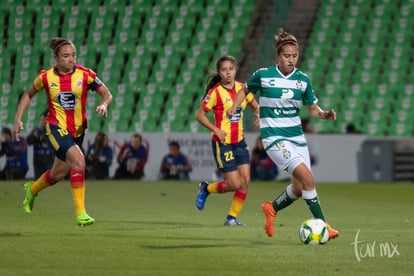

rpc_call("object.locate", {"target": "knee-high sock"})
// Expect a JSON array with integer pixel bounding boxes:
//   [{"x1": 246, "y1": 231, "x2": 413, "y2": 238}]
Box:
[
  {"x1": 207, "y1": 180, "x2": 227, "y2": 193},
  {"x1": 302, "y1": 189, "x2": 325, "y2": 221},
  {"x1": 30, "y1": 170, "x2": 58, "y2": 195},
  {"x1": 228, "y1": 188, "x2": 248, "y2": 218},
  {"x1": 70, "y1": 168, "x2": 86, "y2": 215},
  {"x1": 272, "y1": 184, "x2": 299, "y2": 212}
]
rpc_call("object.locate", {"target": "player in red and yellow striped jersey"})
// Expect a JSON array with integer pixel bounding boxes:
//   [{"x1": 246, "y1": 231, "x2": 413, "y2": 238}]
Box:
[
  {"x1": 14, "y1": 37, "x2": 112, "y2": 226},
  {"x1": 195, "y1": 55, "x2": 259, "y2": 226}
]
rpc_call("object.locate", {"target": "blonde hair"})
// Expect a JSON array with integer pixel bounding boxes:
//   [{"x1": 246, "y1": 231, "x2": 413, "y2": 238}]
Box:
[{"x1": 274, "y1": 28, "x2": 298, "y2": 54}]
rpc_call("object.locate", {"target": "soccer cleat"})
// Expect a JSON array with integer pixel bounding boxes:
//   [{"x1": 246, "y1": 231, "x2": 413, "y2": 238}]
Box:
[
  {"x1": 262, "y1": 201, "x2": 277, "y2": 237},
  {"x1": 224, "y1": 217, "x2": 245, "y2": 226},
  {"x1": 76, "y1": 212, "x2": 95, "y2": 226},
  {"x1": 195, "y1": 181, "x2": 209, "y2": 210},
  {"x1": 325, "y1": 222, "x2": 339, "y2": 240},
  {"x1": 23, "y1": 181, "x2": 37, "y2": 214}
]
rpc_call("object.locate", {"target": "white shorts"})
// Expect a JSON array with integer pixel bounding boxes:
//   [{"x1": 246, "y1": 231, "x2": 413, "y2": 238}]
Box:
[{"x1": 266, "y1": 141, "x2": 311, "y2": 174}]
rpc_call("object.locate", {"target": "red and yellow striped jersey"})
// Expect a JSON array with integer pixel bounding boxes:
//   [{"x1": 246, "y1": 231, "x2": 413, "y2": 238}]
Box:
[
  {"x1": 201, "y1": 81, "x2": 254, "y2": 144},
  {"x1": 33, "y1": 65, "x2": 102, "y2": 138}
]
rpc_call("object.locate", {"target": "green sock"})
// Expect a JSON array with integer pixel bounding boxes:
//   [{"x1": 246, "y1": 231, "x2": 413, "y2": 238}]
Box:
[
  {"x1": 272, "y1": 185, "x2": 297, "y2": 211},
  {"x1": 304, "y1": 196, "x2": 325, "y2": 221}
]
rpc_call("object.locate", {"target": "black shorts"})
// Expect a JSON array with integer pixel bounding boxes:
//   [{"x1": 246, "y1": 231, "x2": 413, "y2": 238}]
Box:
[
  {"x1": 212, "y1": 139, "x2": 250, "y2": 173},
  {"x1": 45, "y1": 124, "x2": 84, "y2": 161}
]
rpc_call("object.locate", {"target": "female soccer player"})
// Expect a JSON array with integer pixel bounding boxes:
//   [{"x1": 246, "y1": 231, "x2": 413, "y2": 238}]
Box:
[
  {"x1": 14, "y1": 37, "x2": 112, "y2": 226},
  {"x1": 228, "y1": 29, "x2": 339, "y2": 239},
  {"x1": 195, "y1": 55, "x2": 259, "y2": 226}
]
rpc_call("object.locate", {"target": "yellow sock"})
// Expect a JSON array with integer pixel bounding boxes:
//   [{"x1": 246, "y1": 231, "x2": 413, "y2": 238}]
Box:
[
  {"x1": 70, "y1": 168, "x2": 86, "y2": 215},
  {"x1": 228, "y1": 189, "x2": 247, "y2": 217},
  {"x1": 30, "y1": 170, "x2": 57, "y2": 195},
  {"x1": 71, "y1": 185, "x2": 86, "y2": 215}
]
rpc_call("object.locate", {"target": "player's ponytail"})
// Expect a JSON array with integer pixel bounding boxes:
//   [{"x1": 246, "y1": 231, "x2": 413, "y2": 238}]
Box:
[{"x1": 202, "y1": 55, "x2": 237, "y2": 100}]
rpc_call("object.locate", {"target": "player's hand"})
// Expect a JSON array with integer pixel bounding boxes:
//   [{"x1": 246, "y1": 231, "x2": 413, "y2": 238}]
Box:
[
  {"x1": 226, "y1": 106, "x2": 237, "y2": 120},
  {"x1": 13, "y1": 121, "x2": 23, "y2": 141},
  {"x1": 214, "y1": 129, "x2": 227, "y2": 144},
  {"x1": 324, "y1": 109, "x2": 336, "y2": 120},
  {"x1": 96, "y1": 103, "x2": 108, "y2": 117}
]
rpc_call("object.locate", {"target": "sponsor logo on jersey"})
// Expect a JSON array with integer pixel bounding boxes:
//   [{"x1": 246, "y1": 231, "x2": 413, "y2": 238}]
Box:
[
  {"x1": 281, "y1": 89, "x2": 294, "y2": 100},
  {"x1": 57, "y1": 91, "x2": 76, "y2": 110}
]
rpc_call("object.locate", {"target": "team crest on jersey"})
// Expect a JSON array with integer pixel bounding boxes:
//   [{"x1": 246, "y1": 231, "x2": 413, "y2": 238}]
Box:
[
  {"x1": 77, "y1": 78, "x2": 83, "y2": 88},
  {"x1": 296, "y1": 80, "x2": 305, "y2": 91},
  {"x1": 282, "y1": 148, "x2": 291, "y2": 159},
  {"x1": 204, "y1": 95, "x2": 210, "y2": 103}
]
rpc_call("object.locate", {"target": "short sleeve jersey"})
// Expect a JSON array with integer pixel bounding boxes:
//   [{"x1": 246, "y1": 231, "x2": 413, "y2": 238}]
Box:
[
  {"x1": 33, "y1": 65, "x2": 102, "y2": 138},
  {"x1": 201, "y1": 81, "x2": 254, "y2": 144},
  {"x1": 246, "y1": 66, "x2": 317, "y2": 150}
]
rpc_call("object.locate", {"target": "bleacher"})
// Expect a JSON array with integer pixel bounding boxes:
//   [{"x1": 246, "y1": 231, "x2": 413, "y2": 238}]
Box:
[
  {"x1": 0, "y1": 0, "x2": 255, "y2": 133},
  {"x1": 1, "y1": 0, "x2": 413, "y2": 137},
  {"x1": 302, "y1": 0, "x2": 414, "y2": 136}
]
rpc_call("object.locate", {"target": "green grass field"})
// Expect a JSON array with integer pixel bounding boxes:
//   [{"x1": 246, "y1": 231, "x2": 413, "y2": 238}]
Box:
[{"x1": 0, "y1": 180, "x2": 413, "y2": 276}]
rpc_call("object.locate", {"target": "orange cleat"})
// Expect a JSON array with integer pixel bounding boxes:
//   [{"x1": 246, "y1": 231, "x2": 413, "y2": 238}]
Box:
[
  {"x1": 325, "y1": 222, "x2": 339, "y2": 240},
  {"x1": 262, "y1": 201, "x2": 277, "y2": 237}
]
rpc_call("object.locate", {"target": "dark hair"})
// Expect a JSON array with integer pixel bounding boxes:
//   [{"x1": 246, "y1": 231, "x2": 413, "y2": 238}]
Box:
[
  {"x1": 168, "y1": 140, "x2": 180, "y2": 149},
  {"x1": 203, "y1": 55, "x2": 237, "y2": 99},
  {"x1": 1, "y1": 127, "x2": 12, "y2": 136},
  {"x1": 50, "y1": 37, "x2": 75, "y2": 56},
  {"x1": 41, "y1": 108, "x2": 49, "y2": 117},
  {"x1": 131, "y1": 133, "x2": 142, "y2": 142},
  {"x1": 274, "y1": 28, "x2": 299, "y2": 55}
]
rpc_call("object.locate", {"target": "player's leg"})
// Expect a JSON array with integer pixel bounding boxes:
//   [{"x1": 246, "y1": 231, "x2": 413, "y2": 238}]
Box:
[
  {"x1": 293, "y1": 146, "x2": 339, "y2": 239},
  {"x1": 261, "y1": 142, "x2": 303, "y2": 236},
  {"x1": 65, "y1": 143, "x2": 94, "y2": 226},
  {"x1": 196, "y1": 141, "x2": 240, "y2": 210},
  {"x1": 225, "y1": 140, "x2": 251, "y2": 225},
  {"x1": 224, "y1": 164, "x2": 249, "y2": 226}
]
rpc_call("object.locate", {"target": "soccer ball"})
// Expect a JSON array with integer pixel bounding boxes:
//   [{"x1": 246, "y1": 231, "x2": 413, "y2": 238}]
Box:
[{"x1": 299, "y1": 218, "x2": 329, "y2": 245}]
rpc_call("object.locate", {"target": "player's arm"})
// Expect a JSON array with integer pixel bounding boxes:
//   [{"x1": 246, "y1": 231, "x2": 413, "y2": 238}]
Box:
[
  {"x1": 307, "y1": 103, "x2": 336, "y2": 121},
  {"x1": 95, "y1": 84, "x2": 113, "y2": 117},
  {"x1": 195, "y1": 107, "x2": 227, "y2": 143},
  {"x1": 246, "y1": 93, "x2": 260, "y2": 126},
  {"x1": 14, "y1": 85, "x2": 39, "y2": 141},
  {"x1": 227, "y1": 85, "x2": 249, "y2": 118}
]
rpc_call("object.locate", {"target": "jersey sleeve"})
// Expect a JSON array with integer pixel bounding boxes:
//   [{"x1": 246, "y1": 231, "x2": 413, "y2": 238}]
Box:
[
  {"x1": 245, "y1": 91, "x2": 255, "y2": 104},
  {"x1": 302, "y1": 78, "x2": 318, "y2": 106},
  {"x1": 32, "y1": 70, "x2": 46, "y2": 91},
  {"x1": 245, "y1": 68, "x2": 263, "y2": 94},
  {"x1": 200, "y1": 88, "x2": 217, "y2": 112},
  {"x1": 84, "y1": 68, "x2": 103, "y2": 91}
]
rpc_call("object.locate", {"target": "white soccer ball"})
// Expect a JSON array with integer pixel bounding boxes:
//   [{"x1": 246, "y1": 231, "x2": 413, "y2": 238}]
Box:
[{"x1": 299, "y1": 218, "x2": 329, "y2": 245}]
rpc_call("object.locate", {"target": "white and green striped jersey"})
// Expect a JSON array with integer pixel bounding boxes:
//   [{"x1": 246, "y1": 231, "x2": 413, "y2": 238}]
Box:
[{"x1": 246, "y1": 65, "x2": 318, "y2": 150}]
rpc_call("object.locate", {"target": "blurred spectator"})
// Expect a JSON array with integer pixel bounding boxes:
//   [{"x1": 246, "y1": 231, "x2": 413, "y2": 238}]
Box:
[
  {"x1": 0, "y1": 127, "x2": 28, "y2": 180},
  {"x1": 26, "y1": 109, "x2": 55, "y2": 179},
  {"x1": 86, "y1": 132, "x2": 113, "y2": 180},
  {"x1": 250, "y1": 136, "x2": 278, "y2": 181},
  {"x1": 158, "y1": 140, "x2": 192, "y2": 180},
  {"x1": 301, "y1": 117, "x2": 315, "y2": 134},
  {"x1": 346, "y1": 123, "x2": 362, "y2": 134},
  {"x1": 114, "y1": 133, "x2": 148, "y2": 179},
  {"x1": 301, "y1": 118, "x2": 318, "y2": 165}
]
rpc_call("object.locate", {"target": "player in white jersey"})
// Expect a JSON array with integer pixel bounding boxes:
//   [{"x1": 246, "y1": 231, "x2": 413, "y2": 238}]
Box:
[{"x1": 228, "y1": 28, "x2": 339, "y2": 240}]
